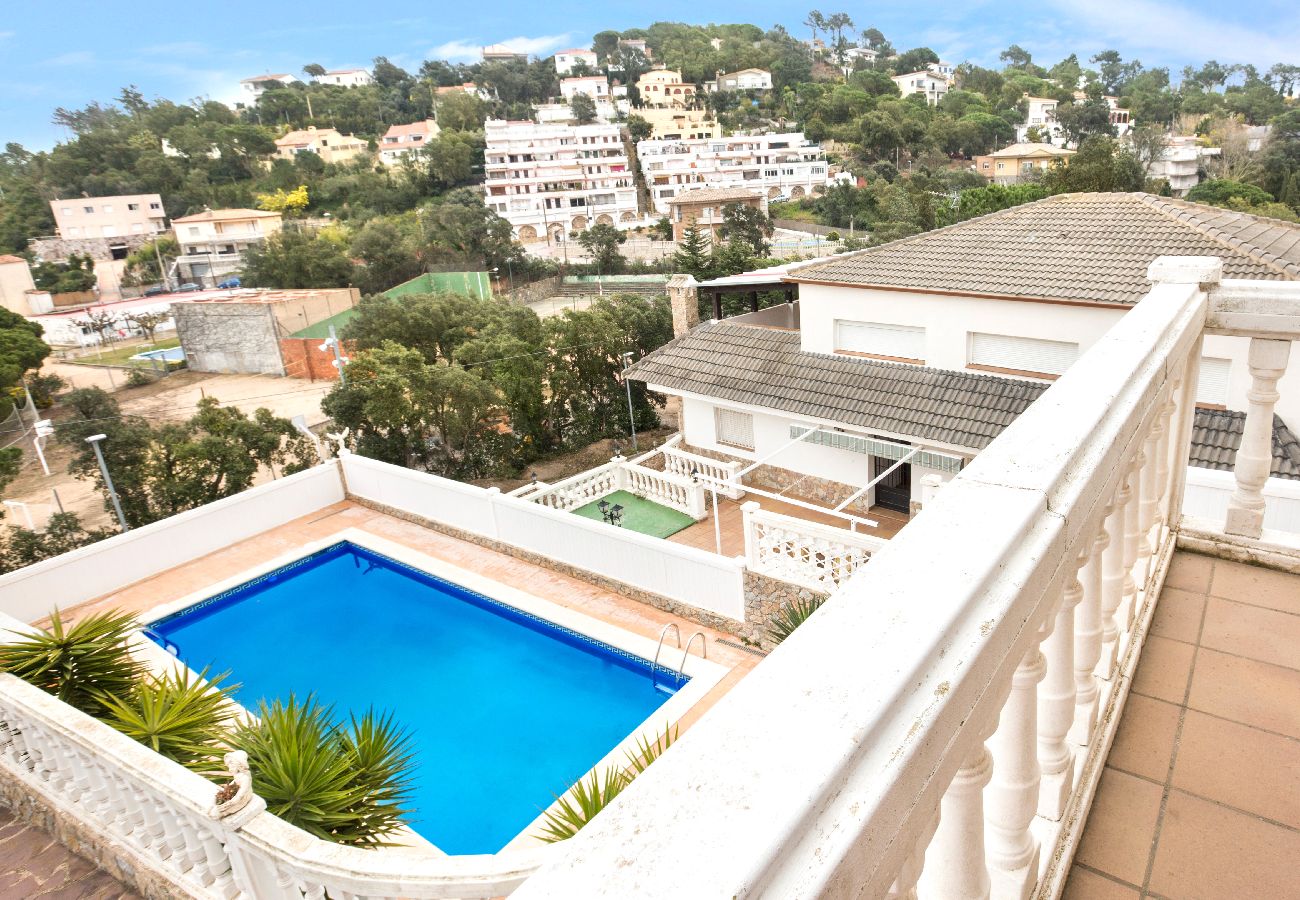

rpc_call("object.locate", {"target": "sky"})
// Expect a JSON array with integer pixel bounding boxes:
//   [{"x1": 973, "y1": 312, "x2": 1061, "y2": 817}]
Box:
[{"x1": 2, "y1": 0, "x2": 1297, "y2": 150}]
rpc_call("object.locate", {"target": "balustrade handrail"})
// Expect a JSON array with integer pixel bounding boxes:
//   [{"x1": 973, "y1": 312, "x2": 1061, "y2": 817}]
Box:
[
  {"x1": 510, "y1": 259, "x2": 1217, "y2": 898},
  {"x1": 748, "y1": 506, "x2": 887, "y2": 550}
]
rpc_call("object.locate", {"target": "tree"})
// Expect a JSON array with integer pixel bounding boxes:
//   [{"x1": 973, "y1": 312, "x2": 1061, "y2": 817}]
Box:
[
  {"x1": 122, "y1": 236, "x2": 178, "y2": 287},
  {"x1": 0, "y1": 513, "x2": 115, "y2": 575},
  {"x1": 1127, "y1": 124, "x2": 1170, "y2": 176},
  {"x1": 893, "y1": 47, "x2": 939, "y2": 76},
  {"x1": 569, "y1": 92, "x2": 598, "y2": 125},
  {"x1": 999, "y1": 45, "x2": 1034, "y2": 71},
  {"x1": 255, "y1": 184, "x2": 310, "y2": 215},
  {"x1": 435, "y1": 92, "x2": 487, "y2": 132},
  {"x1": 0, "y1": 308, "x2": 51, "y2": 420},
  {"x1": 719, "y1": 203, "x2": 774, "y2": 254},
  {"x1": 671, "y1": 223, "x2": 714, "y2": 281},
  {"x1": 124, "y1": 311, "x2": 170, "y2": 344},
  {"x1": 1056, "y1": 90, "x2": 1117, "y2": 144},
  {"x1": 242, "y1": 227, "x2": 354, "y2": 289},
  {"x1": 350, "y1": 219, "x2": 423, "y2": 294},
  {"x1": 32, "y1": 254, "x2": 96, "y2": 293},
  {"x1": 803, "y1": 10, "x2": 827, "y2": 44},
  {"x1": 303, "y1": 64, "x2": 326, "y2": 79},
  {"x1": 1041, "y1": 136, "x2": 1144, "y2": 194},
  {"x1": 577, "y1": 223, "x2": 627, "y2": 274},
  {"x1": 626, "y1": 115, "x2": 653, "y2": 142},
  {"x1": 1186, "y1": 179, "x2": 1275, "y2": 207},
  {"x1": 419, "y1": 188, "x2": 521, "y2": 271}
]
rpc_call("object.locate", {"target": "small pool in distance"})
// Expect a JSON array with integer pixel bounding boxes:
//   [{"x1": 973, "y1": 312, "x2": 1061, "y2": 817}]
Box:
[
  {"x1": 130, "y1": 346, "x2": 184, "y2": 362},
  {"x1": 148, "y1": 541, "x2": 685, "y2": 854}
]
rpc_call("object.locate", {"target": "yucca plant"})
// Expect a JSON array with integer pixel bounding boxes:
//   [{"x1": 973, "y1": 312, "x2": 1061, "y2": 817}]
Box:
[
  {"x1": 766, "y1": 596, "x2": 827, "y2": 645},
  {"x1": 98, "y1": 668, "x2": 237, "y2": 775},
  {"x1": 232, "y1": 695, "x2": 414, "y2": 847},
  {"x1": 0, "y1": 609, "x2": 146, "y2": 716},
  {"x1": 538, "y1": 723, "x2": 678, "y2": 843}
]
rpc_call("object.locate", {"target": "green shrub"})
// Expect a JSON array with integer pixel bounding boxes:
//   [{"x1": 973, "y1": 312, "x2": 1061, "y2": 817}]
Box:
[
  {"x1": 99, "y1": 667, "x2": 237, "y2": 774},
  {"x1": 766, "y1": 596, "x2": 827, "y2": 645}
]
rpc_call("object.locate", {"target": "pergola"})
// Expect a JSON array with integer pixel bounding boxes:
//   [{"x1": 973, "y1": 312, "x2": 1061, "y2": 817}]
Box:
[{"x1": 694, "y1": 255, "x2": 840, "y2": 319}]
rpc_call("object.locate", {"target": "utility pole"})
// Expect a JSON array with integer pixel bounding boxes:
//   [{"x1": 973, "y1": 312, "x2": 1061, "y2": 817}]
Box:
[
  {"x1": 85, "y1": 434, "x2": 129, "y2": 532},
  {"x1": 153, "y1": 238, "x2": 172, "y2": 290}
]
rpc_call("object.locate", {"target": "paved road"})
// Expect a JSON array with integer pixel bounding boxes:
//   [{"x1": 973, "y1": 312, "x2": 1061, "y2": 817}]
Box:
[{"x1": 0, "y1": 805, "x2": 139, "y2": 899}]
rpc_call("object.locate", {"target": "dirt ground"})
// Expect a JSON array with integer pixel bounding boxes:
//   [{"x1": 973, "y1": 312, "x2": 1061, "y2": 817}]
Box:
[{"x1": 3, "y1": 363, "x2": 335, "y2": 532}]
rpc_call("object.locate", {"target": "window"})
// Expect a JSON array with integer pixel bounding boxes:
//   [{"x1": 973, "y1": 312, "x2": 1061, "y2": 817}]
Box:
[
  {"x1": 128, "y1": 203, "x2": 140, "y2": 211},
  {"x1": 150, "y1": 202, "x2": 161, "y2": 210},
  {"x1": 968, "y1": 332, "x2": 1079, "y2": 378},
  {"x1": 835, "y1": 321, "x2": 926, "y2": 363},
  {"x1": 188, "y1": 227, "x2": 200, "y2": 237},
  {"x1": 83, "y1": 206, "x2": 94, "y2": 214},
  {"x1": 1197, "y1": 357, "x2": 1231, "y2": 407},
  {"x1": 61, "y1": 207, "x2": 71, "y2": 216},
  {"x1": 67, "y1": 226, "x2": 81, "y2": 237},
  {"x1": 715, "y1": 407, "x2": 755, "y2": 450},
  {"x1": 103, "y1": 204, "x2": 114, "y2": 213}
]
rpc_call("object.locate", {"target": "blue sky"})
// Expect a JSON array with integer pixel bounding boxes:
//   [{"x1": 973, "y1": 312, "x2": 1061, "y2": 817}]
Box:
[{"x1": 2, "y1": 0, "x2": 1297, "y2": 150}]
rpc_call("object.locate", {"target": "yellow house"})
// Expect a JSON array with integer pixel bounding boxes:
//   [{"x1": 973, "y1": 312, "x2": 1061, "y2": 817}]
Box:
[
  {"x1": 636, "y1": 69, "x2": 698, "y2": 108},
  {"x1": 973, "y1": 143, "x2": 1075, "y2": 185},
  {"x1": 637, "y1": 107, "x2": 721, "y2": 140},
  {"x1": 273, "y1": 126, "x2": 369, "y2": 165}
]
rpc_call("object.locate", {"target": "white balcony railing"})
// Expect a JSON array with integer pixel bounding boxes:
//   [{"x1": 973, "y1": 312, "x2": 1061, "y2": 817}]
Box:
[
  {"x1": 512, "y1": 257, "x2": 1299, "y2": 899},
  {"x1": 742, "y1": 502, "x2": 887, "y2": 591}
]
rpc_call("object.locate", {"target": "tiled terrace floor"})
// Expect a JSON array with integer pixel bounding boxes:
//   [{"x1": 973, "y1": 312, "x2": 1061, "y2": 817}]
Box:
[
  {"x1": 1065, "y1": 551, "x2": 1300, "y2": 899},
  {"x1": 0, "y1": 805, "x2": 139, "y2": 899},
  {"x1": 667, "y1": 493, "x2": 910, "y2": 557}
]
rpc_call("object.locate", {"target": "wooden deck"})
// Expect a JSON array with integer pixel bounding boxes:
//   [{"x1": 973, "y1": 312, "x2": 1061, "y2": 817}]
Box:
[{"x1": 666, "y1": 492, "x2": 910, "y2": 558}]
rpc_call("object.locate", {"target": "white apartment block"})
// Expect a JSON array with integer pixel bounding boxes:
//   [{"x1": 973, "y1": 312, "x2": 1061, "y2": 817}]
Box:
[
  {"x1": 1147, "y1": 137, "x2": 1221, "y2": 196},
  {"x1": 554, "y1": 48, "x2": 598, "y2": 74},
  {"x1": 637, "y1": 133, "x2": 835, "y2": 214},
  {"x1": 239, "y1": 73, "x2": 296, "y2": 101},
  {"x1": 313, "y1": 68, "x2": 373, "y2": 87},
  {"x1": 560, "y1": 76, "x2": 610, "y2": 102},
  {"x1": 891, "y1": 71, "x2": 949, "y2": 104},
  {"x1": 50, "y1": 194, "x2": 167, "y2": 240},
  {"x1": 483, "y1": 120, "x2": 643, "y2": 243},
  {"x1": 1015, "y1": 96, "x2": 1063, "y2": 143}
]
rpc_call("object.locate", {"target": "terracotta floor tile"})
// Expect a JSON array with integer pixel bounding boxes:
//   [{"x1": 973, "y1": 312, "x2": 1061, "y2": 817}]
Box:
[
  {"x1": 1148, "y1": 790, "x2": 1300, "y2": 899},
  {"x1": 1148, "y1": 587, "x2": 1205, "y2": 645},
  {"x1": 1165, "y1": 552, "x2": 1213, "y2": 593},
  {"x1": 1062, "y1": 866, "x2": 1140, "y2": 899},
  {"x1": 1187, "y1": 649, "x2": 1300, "y2": 740},
  {"x1": 1172, "y1": 710, "x2": 1300, "y2": 829},
  {"x1": 1130, "y1": 636, "x2": 1195, "y2": 704},
  {"x1": 1209, "y1": 558, "x2": 1300, "y2": 615},
  {"x1": 1106, "y1": 694, "x2": 1181, "y2": 782},
  {"x1": 1200, "y1": 596, "x2": 1300, "y2": 671},
  {"x1": 1074, "y1": 768, "x2": 1164, "y2": 886}
]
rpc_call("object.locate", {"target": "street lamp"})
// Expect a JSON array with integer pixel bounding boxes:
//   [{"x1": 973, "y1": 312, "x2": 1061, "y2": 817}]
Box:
[
  {"x1": 319, "y1": 325, "x2": 349, "y2": 386},
  {"x1": 85, "y1": 434, "x2": 129, "y2": 531},
  {"x1": 621, "y1": 351, "x2": 638, "y2": 452}
]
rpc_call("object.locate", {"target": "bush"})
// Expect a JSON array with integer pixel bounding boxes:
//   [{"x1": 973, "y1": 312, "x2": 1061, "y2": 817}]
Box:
[
  {"x1": 767, "y1": 596, "x2": 827, "y2": 645},
  {"x1": 125, "y1": 368, "x2": 154, "y2": 387},
  {"x1": 99, "y1": 667, "x2": 237, "y2": 774}
]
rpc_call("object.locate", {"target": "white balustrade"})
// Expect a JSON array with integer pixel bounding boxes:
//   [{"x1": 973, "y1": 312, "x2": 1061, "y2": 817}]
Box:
[
  {"x1": 527, "y1": 458, "x2": 707, "y2": 519},
  {"x1": 985, "y1": 645, "x2": 1045, "y2": 900},
  {"x1": 1037, "y1": 563, "x2": 1081, "y2": 820},
  {"x1": 1225, "y1": 338, "x2": 1291, "y2": 539},
  {"x1": 661, "y1": 442, "x2": 745, "y2": 499},
  {"x1": 1069, "y1": 514, "x2": 1108, "y2": 747},
  {"x1": 741, "y1": 502, "x2": 886, "y2": 591},
  {"x1": 917, "y1": 741, "x2": 994, "y2": 900}
]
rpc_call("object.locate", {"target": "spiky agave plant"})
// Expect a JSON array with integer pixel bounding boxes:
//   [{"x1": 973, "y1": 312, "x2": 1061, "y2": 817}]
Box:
[
  {"x1": 98, "y1": 667, "x2": 237, "y2": 775},
  {"x1": 537, "y1": 723, "x2": 679, "y2": 843},
  {"x1": 232, "y1": 695, "x2": 414, "y2": 847},
  {"x1": 0, "y1": 609, "x2": 146, "y2": 716},
  {"x1": 766, "y1": 596, "x2": 826, "y2": 645}
]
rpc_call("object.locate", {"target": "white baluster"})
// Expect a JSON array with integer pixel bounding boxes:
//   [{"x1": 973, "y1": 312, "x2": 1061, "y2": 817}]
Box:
[
  {"x1": 1121, "y1": 452, "x2": 1143, "y2": 638},
  {"x1": 1038, "y1": 556, "x2": 1082, "y2": 820},
  {"x1": 1226, "y1": 338, "x2": 1291, "y2": 539},
  {"x1": 1070, "y1": 514, "x2": 1108, "y2": 747},
  {"x1": 986, "y1": 645, "x2": 1046, "y2": 900},
  {"x1": 917, "y1": 742, "x2": 993, "y2": 900},
  {"x1": 888, "y1": 807, "x2": 940, "y2": 900},
  {"x1": 1153, "y1": 390, "x2": 1178, "y2": 541},
  {"x1": 1097, "y1": 481, "x2": 1130, "y2": 684}
]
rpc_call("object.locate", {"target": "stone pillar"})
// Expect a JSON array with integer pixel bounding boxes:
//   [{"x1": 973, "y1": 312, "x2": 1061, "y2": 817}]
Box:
[{"x1": 666, "y1": 273, "x2": 700, "y2": 338}]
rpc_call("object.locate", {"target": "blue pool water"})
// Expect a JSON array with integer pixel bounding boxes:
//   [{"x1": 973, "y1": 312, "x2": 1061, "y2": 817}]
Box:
[
  {"x1": 130, "y1": 346, "x2": 185, "y2": 362},
  {"x1": 148, "y1": 541, "x2": 684, "y2": 853}
]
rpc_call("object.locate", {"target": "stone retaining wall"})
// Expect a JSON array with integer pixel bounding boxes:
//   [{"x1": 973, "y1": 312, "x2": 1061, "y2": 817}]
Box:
[
  {"x1": 31, "y1": 234, "x2": 155, "y2": 262},
  {"x1": 741, "y1": 570, "x2": 828, "y2": 650}
]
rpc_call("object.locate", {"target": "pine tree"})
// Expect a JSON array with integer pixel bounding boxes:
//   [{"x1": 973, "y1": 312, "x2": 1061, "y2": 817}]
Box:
[
  {"x1": 1280, "y1": 171, "x2": 1300, "y2": 213},
  {"x1": 671, "y1": 222, "x2": 713, "y2": 281}
]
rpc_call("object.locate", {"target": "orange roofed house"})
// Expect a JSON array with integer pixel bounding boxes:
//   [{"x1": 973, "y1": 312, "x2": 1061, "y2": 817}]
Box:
[{"x1": 273, "y1": 126, "x2": 369, "y2": 165}]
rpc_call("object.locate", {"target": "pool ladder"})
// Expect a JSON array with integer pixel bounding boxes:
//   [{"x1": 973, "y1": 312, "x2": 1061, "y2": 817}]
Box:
[{"x1": 651, "y1": 624, "x2": 707, "y2": 687}]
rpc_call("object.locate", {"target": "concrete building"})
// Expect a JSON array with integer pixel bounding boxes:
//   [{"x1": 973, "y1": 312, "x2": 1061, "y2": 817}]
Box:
[
  {"x1": 973, "y1": 143, "x2": 1075, "y2": 184},
  {"x1": 172, "y1": 287, "x2": 359, "y2": 375},
  {"x1": 42, "y1": 194, "x2": 167, "y2": 261},
  {"x1": 0, "y1": 255, "x2": 42, "y2": 316},
  {"x1": 1072, "y1": 92, "x2": 1132, "y2": 137},
  {"x1": 636, "y1": 69, "x2": 699, "y2": 108},
  {"x1": 482, "y1": 44, "x2": 530, "y2": 61},
  {"x1": 707, "y1": 69, "x2": 774, "y2": 92},
  {"x1": 927, "y1": 60, "x2": 956, "y2": 80},
  {"x1": 312, "y1": 68, "x2": 372, "y2": 87},
  {"x1": 665, "y1": 187, "x2": 765, "y2": 241},
  {"x1": 560, "y1": 75, "x2": 610, "y2": 102},
  {"x1": 639, "y1": 132, "x2": 834, "y2": 212},
  {"x1": 378, "y1": 119, "x2": 441, "y2": 166},
  {"x1": 636, "y1": 107, "x2": 721, "y2": 140},
  {"x1": 1147, "y1": 136, "x2": 1221, "y2": 196},
  {"x1": 239, "y1": 74, "x2": 296, "y2": 102},
  {"x1": 482, "y1": 120, "x2": 643, "y2": 243},
  {"x1": 273, "y1": 127, "x2": 369, "y2": 165},
  {"x1": 1015, "y1": 96, "x2": 1063, "y2": 143},
  {"x1": 891, "y1": 71, "x2": 949, "y2": 104},
  {"x1": 554, "y1": 48, "x2": 598, "y2": 74},
  {"x1": 172, "y1": 209, "x2": 283, "y2": 286},
  {"x1": 536, "y1": 100, "x2": 626, "y2": 125}
]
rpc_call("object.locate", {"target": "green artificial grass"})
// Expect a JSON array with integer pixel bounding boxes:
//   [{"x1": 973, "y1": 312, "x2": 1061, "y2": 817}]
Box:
[
  {"x1": 571, "y1": 490, "x2": 695, "y2": 539},
  {"x1": 65, "y1": 339, "x2": 181, "y2": 367}
]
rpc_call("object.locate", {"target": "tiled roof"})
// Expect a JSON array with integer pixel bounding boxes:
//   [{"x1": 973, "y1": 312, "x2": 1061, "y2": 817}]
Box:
[
  {"x1": 625, "y1": 322, "x2": 1048, "y2": 451},
  {"x1": 382, "y1": 120, "x2": 437, "y2": 140},
  {"x1": 666, "y1": 187, "x2": 765, "y2": 206},
  {"x1": 0, "y1": 255, "x2": 25, "y2": 265},
  {"x1": 171, "y1": 208, "x2": 281, "y2": 223},
  {"x1": 987, "y1": 143, "x2": 1075, "y2": 158},
  {"x1": 790, "y1": 192, "x2": 1300, "y2": 305},
  {"x1": 1189, "y1": 409, "x2": 1300, "y2": 480}
]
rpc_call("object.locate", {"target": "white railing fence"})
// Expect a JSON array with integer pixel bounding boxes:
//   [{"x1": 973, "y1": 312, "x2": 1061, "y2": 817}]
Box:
[
  {"x1": 0, "y1": 668, "x2": 547, "y2": 900},
  {"x1": 741, "y1": 502, "x2": 887, "y2": 591},
  {"x1": 660, "y1": 439, "x2": 746, "y2": 500},
  {"x1": 1182, "y1": 465, "x2": 1300, "y2": 535},
  {"x1": 341, "y1": 454, "x2": 743, "y2": 622},
  {"x1": 509, "y1": 258, "x2": 1217, "y2": 899},
  {"x1": 527, "y1": 455, "x2": 708, "y2": 519}
]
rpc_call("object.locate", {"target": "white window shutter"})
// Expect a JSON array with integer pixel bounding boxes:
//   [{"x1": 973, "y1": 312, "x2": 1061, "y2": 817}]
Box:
[
  {"x1": 714, "y1": 407, "x2": 755, "y2": 450},
  {"x1": 1197, "y1": 357, "x2": 1231, "y2": 406},
  {"x1": 968, "y1": 333, "x2": 1079, "y2": 377},
  {"x1": 835, "y1": 321, "x2": 926, "y2": 361}
]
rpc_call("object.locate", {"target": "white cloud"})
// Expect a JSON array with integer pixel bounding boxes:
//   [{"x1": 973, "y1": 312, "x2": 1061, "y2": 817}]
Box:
[
  {"x1": 428, "y1": 32, "x2": 573, "y2": 63},
  {"x1": 47, "y1": 50, "x2": 94, "y2": 67},
  {"x1": 0, "y1": 31, "x2": 14, "y2": 40}
]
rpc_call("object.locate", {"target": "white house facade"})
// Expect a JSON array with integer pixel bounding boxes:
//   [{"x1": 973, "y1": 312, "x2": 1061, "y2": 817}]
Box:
[
  {"x1": 314, "y1": 68, "x2": 373, "y2": 87},
  {"x1": 554, "y1": 49, "x2": 599, "y2": 74},
  {"x1": 890, "y1": 71, "x2": 949, "y2": 104},
  {"x1": 560, "y1": 76, "x2": 610, "y2": 102}
]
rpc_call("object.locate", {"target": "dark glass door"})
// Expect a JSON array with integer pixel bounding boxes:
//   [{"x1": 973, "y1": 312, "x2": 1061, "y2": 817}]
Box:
[{"x1": 872, "y1": 455, "x2": 911, "y2": 513}]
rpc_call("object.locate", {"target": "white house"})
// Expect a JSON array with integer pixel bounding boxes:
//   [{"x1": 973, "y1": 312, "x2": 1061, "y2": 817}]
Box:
[
  {"x1": 1146, "y1": 136, "x2": 1221, "y2": 196},
  {"x1": 239, "y1": 73, "x2": 296, "y2": 101},
  {"x1": 845, "y1": 46, "x2": 879, "y2": 64},
  {"x1": 1015, "y1": 96, "x2": 1063, "y2": 143},
  {"x1": 628, "y1": 193, "x2": 1300, "y2": 518},
  {"x1": 926, "y1": 60, "x2": 956, "y2": 81},
  {"x1": 890, "y1": 71, "x2": 949, "y2": 105},
  {"x1": 554, "y1": 48, "x2": 598, "y2": 74},
  {"x1": 560, "y1": 75, "x2": 610, "y2": 102},
  {"x1": 378, "y1": 119, "x2": 441, "y2": 166},
  {"x1": 707, "y1": 69, "x2": 774, "y2": 92},
  {"x1": 313, "y1": 68, "x2": 373, "y2": 88}
]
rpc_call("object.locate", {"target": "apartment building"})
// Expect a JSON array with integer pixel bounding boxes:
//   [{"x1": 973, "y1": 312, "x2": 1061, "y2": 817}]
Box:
[
  {"x1": 636, "y1": 69, "x2": 699, "y2": 108},
  {"x1": 273, "y1": 126, "x2": 369, "y2": 165},
  {"x1": 172, "y1": 208, "x2": 283, "y2": 285},
  {"x1": 1015, "y1": 96, "x2": 1063, "y2": 143},
  {"x1": 560, "y1": 76, "x2": 610, "y2": 102},
  {"x1": 41, "y1": 193, "x2": 168, "y2": 260},
  {"x1": 638, "y1": 132, "x2": 834, "y2": 213},
  {"x1": 636, "y1": 107, "x2": 721, "y2": 140},
  {"x1": 378, "y1": 119, "x2": 441, "y2": 166},
  {"x1": 891, "y1": 70, "x2": 950, "y2": 104},
  {"x1": 482, "y1": 120, "x2": 642, "y2": 243},
  {"x1": 706, "y1": 69, "x2": 774, "y2": 92},
  {"x1": 973, "y1": 143, "x2": 1075, "y2": 184},
  {"x1": 554, "y1": 48, "x2": 598, "y2": 74},
  {"x1": 313, "y1": 68, "x2": 373, "y2": 87},
  {"x1": 1147, "y1": 136, "x2": 1221, "y2": 196},
  {"x1": 665, "y1": 187, "x2": 765, "y2": 241}
]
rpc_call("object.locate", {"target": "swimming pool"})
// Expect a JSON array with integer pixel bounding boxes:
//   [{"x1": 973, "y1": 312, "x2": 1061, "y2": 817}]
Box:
[
  {"x1": 130, "y1": 346, "x2": 185, "y2": 363},
  {"x1": 146, "y1": 539, "x2": 689, "y2": 854}
]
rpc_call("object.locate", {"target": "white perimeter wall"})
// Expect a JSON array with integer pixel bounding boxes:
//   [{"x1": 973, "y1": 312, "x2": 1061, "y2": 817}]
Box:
[
  {"x1": 797, "y1": 284, "x2": 1300, "y2": 429},
  {"x1": 1183, "y1": 465, "x2": 1300, "y2": 534},
  {"x1": 0, "y1": 464, "x2": 345, "y2": 624}
]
